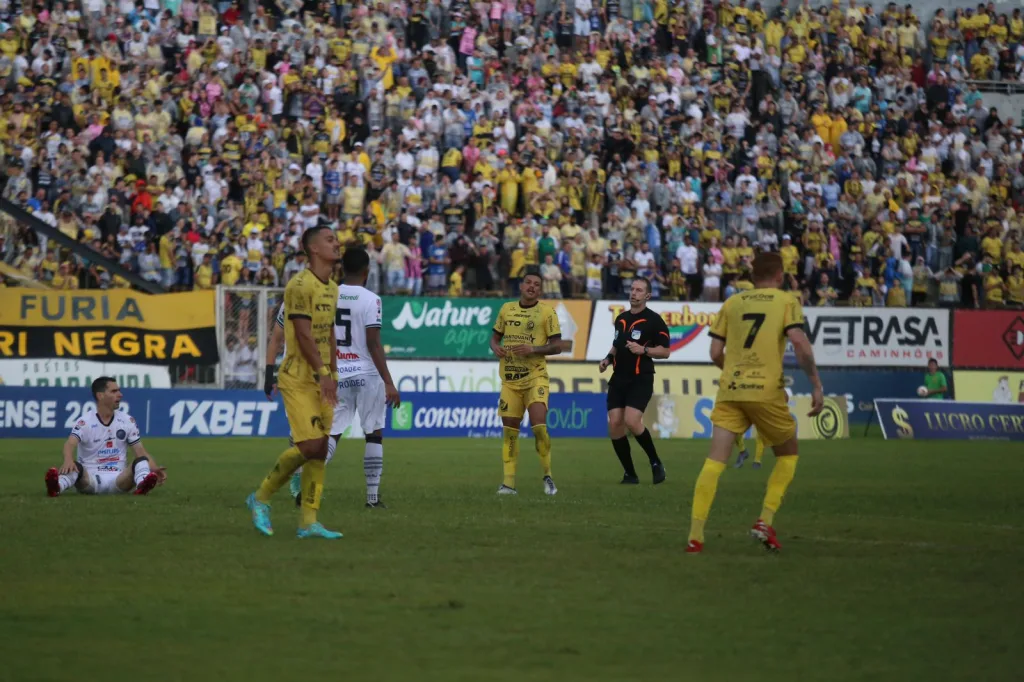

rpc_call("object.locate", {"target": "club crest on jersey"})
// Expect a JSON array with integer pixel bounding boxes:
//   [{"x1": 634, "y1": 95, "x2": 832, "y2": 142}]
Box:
[
  {"x1": 116, "y1": 429, "x2": 127, "y2": 440},
  {"x1": 630, "y1": 329, "x2": 642, "y2": 340},
  {"x1": 526, "y1": 320, "x2": 535, "y2": 330}
]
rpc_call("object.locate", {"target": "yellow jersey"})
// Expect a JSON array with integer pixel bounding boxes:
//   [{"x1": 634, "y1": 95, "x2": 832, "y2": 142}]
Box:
[
  {"x1": 493, "y1": 301, "x2": 561, "y2": 390},
  {"x1": 278, "y1": 268, "x2": 339, "y2": 387},
  {"x1": 709, "y1": 288, "x2": 804, "y2": 403}
]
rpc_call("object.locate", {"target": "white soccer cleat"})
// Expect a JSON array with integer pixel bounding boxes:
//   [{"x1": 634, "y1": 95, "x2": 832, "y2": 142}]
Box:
[
  {"x1": 497, "y1": 484, "x2": 518, "y2": 495},
  {"x1": 543, "y1": 476, "x2": 558, "y2": 496}
]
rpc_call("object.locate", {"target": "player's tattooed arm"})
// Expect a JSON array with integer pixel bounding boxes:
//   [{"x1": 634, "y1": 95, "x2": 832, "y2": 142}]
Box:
[
  {"x1": 366, "y1": 327, "x2": 401, "y2": 407},
  {"x1": 528, "y1": 334, "x2": 564, "y2": 356},
  {"x1": 787, "y1": 326, "x2": 824, "y2": 416},
  {"x1": 490, "y1": 330, "x2": 506, "y2": 358}
]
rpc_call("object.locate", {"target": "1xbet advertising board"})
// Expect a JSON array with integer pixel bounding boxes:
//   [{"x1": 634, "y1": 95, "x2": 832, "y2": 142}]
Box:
[
  {"x1": 586, "y1": 303, "x2": 949, "y2": 367},
  {"x1": 953, "y1": 310, "x2": 1024, "y2": 370},
  {"x1": 0, "y1": 387, "x2": 606, "y2": 439}
]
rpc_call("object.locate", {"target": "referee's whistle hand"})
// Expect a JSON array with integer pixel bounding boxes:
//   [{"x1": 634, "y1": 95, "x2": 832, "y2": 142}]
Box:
[{"x1": 598, "y1": 359, "x2": 610, "y2": 373}]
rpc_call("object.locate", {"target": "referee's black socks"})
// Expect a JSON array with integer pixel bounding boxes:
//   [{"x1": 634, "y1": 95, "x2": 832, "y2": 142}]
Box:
[
  {"x1": 634, "y1": 428, "x2": 661, "y2": 465},
  {"x1": 611, "y1": 436, "x2": 637, "y2": 478}
]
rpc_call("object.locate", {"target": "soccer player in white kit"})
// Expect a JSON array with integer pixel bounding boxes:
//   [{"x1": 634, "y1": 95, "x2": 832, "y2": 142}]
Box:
[
  {"x1": 327, "y1": 248, "x2": 401, "y2": 507},
  {"x1": 45, "y1": 378, "x2": 166, "y2": 496}
]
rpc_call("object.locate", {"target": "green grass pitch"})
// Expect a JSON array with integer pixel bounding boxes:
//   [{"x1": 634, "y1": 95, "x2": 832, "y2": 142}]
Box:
[{"x1": 3, "y1": 436, "x2": 1023, "y2": 682}]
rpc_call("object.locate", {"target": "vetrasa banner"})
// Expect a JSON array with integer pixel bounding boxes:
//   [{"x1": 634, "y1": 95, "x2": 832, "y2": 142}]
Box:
[
  {"x1": 0, "y1": 387, "x2": 606, "y2": 439},
  {"x1": 642, "y1": 394, "x2": 848, "y2": 440},
  {"x1": 0, "y1": 290, "x2": 218, "y2": 365},
  {"x1": 804, "y1": 309, "x2": 950, "y2": 368},
  {"x1": 875, "y1": 398, "x2": 1024, "y2": 441}
]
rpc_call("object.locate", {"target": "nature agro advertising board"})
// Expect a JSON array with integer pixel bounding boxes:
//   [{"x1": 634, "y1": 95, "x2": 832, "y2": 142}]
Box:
[
  {"x1": 380, "y1": 297, "x2": 590, "y2": 360},
  {"x1": 804, "y1": 309, "x2": 949, "y2": 367},
  {"x1": 382, "y1": 297, "x2": 503, "y2": 359},
  {"x1": 586, "y1": 301, "x2": 721, "y2": 362}
]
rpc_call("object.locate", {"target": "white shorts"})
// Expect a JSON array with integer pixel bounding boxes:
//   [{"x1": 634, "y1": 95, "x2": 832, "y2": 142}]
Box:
[
  {"x1": 77, "y1": 466, "x2": 126, "y2": 495},
  {"x1": 331, "y1": 374, "x2": 387, "y2": 436}
]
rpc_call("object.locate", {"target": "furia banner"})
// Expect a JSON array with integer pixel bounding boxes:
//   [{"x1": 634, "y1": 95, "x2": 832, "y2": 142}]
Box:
[
  {"x1": 875, "y1": 399, "x2": 1024, "y2": 441},
  {"x1": 0, "y1": 290, "x2": 218, "y2": 365}
]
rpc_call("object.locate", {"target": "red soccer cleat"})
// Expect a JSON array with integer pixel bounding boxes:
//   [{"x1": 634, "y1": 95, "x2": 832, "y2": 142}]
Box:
[
  {"x1": 685, "y1": 539, "x2": 704, "y2": 553},
  {"x1": 751, "y1": 520, "x2": 782, "y2": 552},
  {"x1": 133, "y1": 472, "x2": 159, "y2": 496},
  {"x1": 45, "y1": 468, "x2": 60, "y2": 497}
]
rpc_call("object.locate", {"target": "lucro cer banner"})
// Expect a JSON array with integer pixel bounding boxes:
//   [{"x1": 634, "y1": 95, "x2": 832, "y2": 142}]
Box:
[
  {"x1": 0, "y1": 290, "x2": 218, "y2": 365},
  {"x1": 875, "y1": 398, "x2": 1024, "y2": 441}
]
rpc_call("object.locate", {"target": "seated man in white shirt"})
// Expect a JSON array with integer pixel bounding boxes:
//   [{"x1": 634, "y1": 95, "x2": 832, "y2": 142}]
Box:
[{"x1": 45, "y1": 378, "x2": 166, "y2": 497}]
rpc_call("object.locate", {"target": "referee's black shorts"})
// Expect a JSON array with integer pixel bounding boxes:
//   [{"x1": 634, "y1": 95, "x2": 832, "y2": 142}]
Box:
[{"x1": 606, "y1": 374, "x2": 655, "y2": 412}]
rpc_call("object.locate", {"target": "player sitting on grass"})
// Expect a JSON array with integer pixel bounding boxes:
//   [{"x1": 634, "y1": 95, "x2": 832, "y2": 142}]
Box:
[{"x1": 46, "y1": 377, "x2": 166, "y2": 497}]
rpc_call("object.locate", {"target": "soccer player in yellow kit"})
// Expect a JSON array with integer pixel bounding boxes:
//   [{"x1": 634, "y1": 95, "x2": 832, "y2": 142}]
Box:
[
  {"x1": 489, "y1": 268, "x2": 563, "y2": 496},
  {"x1": 247, "y1": 224, "x2": 343, "y2": 539},
  {"x1": 687, "y1": 253, "x2": 823, "y2": 553}
]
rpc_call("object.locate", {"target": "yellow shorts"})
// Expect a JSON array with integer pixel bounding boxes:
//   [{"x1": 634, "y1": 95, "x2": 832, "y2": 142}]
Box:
[
  {"x1": 712, "y1": 399, "x2": 795, "y2": 447},
  {"x1": 498, "y1": 382, "x2": 550, "y2": 420},
  {"x1": 279, "y1": 381, "x2": 334, "y2": 444}
]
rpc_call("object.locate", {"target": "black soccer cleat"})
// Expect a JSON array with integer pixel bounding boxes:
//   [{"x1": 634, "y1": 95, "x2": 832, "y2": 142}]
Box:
[
  {"x1": 620, "y1": 474, "x2": 640, "y2": 484},
  {"x1": 365, "y1": 500, "x2": 388, "y2": 509},
  {"x1": 652, "y1": 460, "x2": 667, "y2": 485}
]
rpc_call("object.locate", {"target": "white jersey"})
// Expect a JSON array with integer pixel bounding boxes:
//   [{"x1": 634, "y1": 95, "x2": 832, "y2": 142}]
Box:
[
  {"x1": 70, "y1": 410, "x2": 140, "y2": 471},
  {"x1": 335, "y1": 284, "x2": 382, "y2": 378}
]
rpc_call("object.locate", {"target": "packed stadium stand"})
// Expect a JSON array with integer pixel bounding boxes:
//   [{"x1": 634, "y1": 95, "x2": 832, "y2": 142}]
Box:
[{"x1": 0, "y1": 0, "x2": 1022, "y2": 311}]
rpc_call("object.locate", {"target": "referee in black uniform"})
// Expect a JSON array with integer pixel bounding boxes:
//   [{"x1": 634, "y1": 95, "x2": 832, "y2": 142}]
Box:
[{"x1": 599, "y1": 278, "x2": 671, "y2": 484}]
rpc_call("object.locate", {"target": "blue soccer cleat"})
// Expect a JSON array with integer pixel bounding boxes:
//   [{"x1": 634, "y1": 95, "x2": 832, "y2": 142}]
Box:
[
  {"x1": 246, "y1": 493, "x2": 274, "y2": 536},
  {"x1": 297, "y1": 522, "x2": 343, "y2": 539}
]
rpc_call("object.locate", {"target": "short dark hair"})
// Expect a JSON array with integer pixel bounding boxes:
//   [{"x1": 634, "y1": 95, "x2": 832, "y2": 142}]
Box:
[
  {"x1": 523, "y1": 266, "x2": 542, "y2": 282},
  {"x1": 91, "y1": 376, "x2": 115, "y2": 399},
  {"x1": 301, "y1": 224, "x2": 331, "y2": 255},
  {"x1": 634, "y1": 276, "x2": 652, "y2": 294},
  {"x1": 752, "y1": 252, "x2": 784, "y2": 282},
  {"x1": 341, "y1": 247, "x2": 370, "y2": 276},
  {"x1": 927, "y1": 358, "x2": 939, "y2": 368}
]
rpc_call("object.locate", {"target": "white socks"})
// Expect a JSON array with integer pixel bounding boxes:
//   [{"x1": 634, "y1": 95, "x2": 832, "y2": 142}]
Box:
[
  {"x1": 326, "y1": 436, "x2": 337, "y2": 465},
  {"x1": 58, "y1": 469, "x2": 79, "y2": 492},
  {"x1": 133, "y1": 458, "x2": 151, "y2": 486},
  {"x1": 364, "y1": 442, "x2": 383, "y2": 504}
]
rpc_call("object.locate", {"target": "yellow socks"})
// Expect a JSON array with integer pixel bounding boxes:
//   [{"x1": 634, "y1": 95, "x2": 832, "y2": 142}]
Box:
[
  {"x1": 532, "y1": 424, "x2": 552, "y2": 477},
  {"x1": 754, "y1": 434, "x2": 766, "y2": 464},
  {"x1": 300, "y1": 458, "x2": 326, "y2": 527},
  {"x1": 256, "y1": 446, "x2": 305, "y2": 503},
  {"x1": 502, "y1": 426, "x2": 519, "y2": 488},
  {"x1": 688, "y1": 459, "x2": 727, "y2": 543},
  {"x1": 760, "y1": 455, "x2": 798, "y2": 526}
]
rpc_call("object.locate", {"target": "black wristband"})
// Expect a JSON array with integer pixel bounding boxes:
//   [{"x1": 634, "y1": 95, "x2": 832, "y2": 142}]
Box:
[
  {"x1": 605, "y1": 352, "x2": 615, "y2": 362},
  {"x1": 264, "y1": 365, "x2": 276, "y2": 397}
]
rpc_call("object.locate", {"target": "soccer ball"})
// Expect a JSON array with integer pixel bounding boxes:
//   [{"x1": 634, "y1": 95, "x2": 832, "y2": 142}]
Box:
[{"x1": 916, "y1": 386, "x2": 928, "y2": 397}]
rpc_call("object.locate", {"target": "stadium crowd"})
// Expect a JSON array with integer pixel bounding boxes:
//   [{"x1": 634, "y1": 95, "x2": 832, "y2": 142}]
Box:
[{"x1": 0, "y1": 0, "x2": 1023, "y2": 309}]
